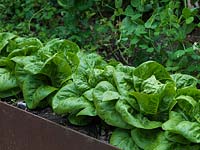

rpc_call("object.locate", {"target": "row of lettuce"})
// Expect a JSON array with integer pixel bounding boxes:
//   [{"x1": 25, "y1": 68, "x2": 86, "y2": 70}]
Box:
[{"x1": 0, "y1": 32, "x2": 199, "y2": 150}]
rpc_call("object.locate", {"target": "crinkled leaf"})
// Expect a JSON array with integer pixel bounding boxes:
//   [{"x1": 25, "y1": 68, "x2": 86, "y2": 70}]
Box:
[
  {"x1": 146, "y1": 132, "x2": 173, "y2": 150},
  {"x1": 93, "y1": 81, "x2": 132, "y2": 129},
  {"x1": 141, "y1": 75, "x2": 164, "y2": 94},
  {"x1": 68, "y1": 112, "x2": 92, "y2": 126},
  {"x1": 131, "y1": 75, "x2": 176, "y2": 115},
  {"x1": 38, "y1": 39, "x2": 79, "y2": 58},
  {"x1": 113, "y1": 70, "x2": 134, "y2": 96},
  {"x1": 131, "y1": 128, "x2": 161, "y2": 149},
  {"x1": 130, "y1": 91, "x2": 160, "y2": 115},
  {"x1": 102, "y1": 91, "x2": 120, "y2": 101},
  {"x1": 164, "y1": 131, "x2": 191, "y2": 144},
  {"x1": 76, "y1": 104, "x2": 96, "y2": 116},
  {"x1": 52, "y1": 83, "x2": 95, "y2": 116},
  {"x1": 23, "y1": 75, "x2": 57, "y2": 109},
  {"x1": 176, "y1": 95, "x2": 197, "y2": 119},
  {"x1": 0, "y1": 87, "x2": 21, "y2": 98},
  {"x1": 177, "y1": 87, "x2": 200, "y2": 102},
  {"x1": 0, "y1": 32, "x2": 16, "y2": 53},
  {"x1": 7, "y1": 37, "x2": 42, "y2": 57},
  {"x1": 83, "y1": 88, "x2": 94, "y2": 101},
  {"x1": 193, "y1": 102, "x2": 200, "y2": 123},
  {"x1": 0, "y1": 68, "x2": 18, "y2": 95},
  {"x1": 133, "y1": 61, "x2": 172, "y2": 83},
  {"x1": 41, "y1": 53, "x2": 72, "y2": 87},
  {"x1": 162, "y1": 111, "x2": 200, "y2": 143},
  {"x1": 73, "y1": 53, "x2": 106, "y2": 92},
  {"x1": 115, "y1": 99, "x2": 162, "y2": 129},
  {"x1": 0, "y1": 57, "x2": 15, "y2": 69},
  {"x1": 110, "y1": 128, "x2": 140, "y2": 150},
  {"x1": 12, "y1": 53, "x2": 73, "y2": 87},
  {"x1": 171, "y1": 73, "x2": 198, "y2": 89}
]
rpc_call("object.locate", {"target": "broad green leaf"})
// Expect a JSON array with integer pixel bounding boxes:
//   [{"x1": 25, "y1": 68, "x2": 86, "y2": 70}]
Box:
[
  {"x1": 141, "y1": 75, "x2": 164, "y2": 94},
  {"x1": 73, "y1": 53, "x2": 106, "y2": 92},
  {"x1": 186, "y1": 17, "x2": 194, "y2": 24},
  {"x1": 52, "y1": 83, "x2": 96, "y2": 116},
  {"x1": 0, "y1": 32, "x2": 16, "y2": 52},
  {"x1": 14, "y1": 64, "x2": 30, "y2": 87},
  {"x1": 76, "y1": 104, "x2": 96, "y2": 116},
  {"x1": 131, "y1": 78, "x2": 176, "y2": 115},
  {"x1": 130, "y1": 91, "x2": 160, "y2": 115},
  {"x1": 177, "y1": 87, "x2": 200, "y2": 102},
  {"x1": 0, "y1": 69, "x2": 17, "y2": 91},
  {"x1": 162, "y1": 111, "x2": 200, "y2": 143},
  {"x1": 113, "y1": 65, "x2": 135, "y2": 96},
  {"x1": 0, "y1": 57, "x2": 15, "y2": 70},
  {"x1": 110, "y1": 128, "x2": 140, "y2": 150},
  {"x1": 23, "y1": 75, "x2": 57, "y2": 109},
  {"x1": 115, "y1": 99, "x2": 162, "y2": 129},
  {"x1": 131, "y1": 128, "x2": 161, "y2": 149},
  {"x1": 0, "y1": 87, "x2": 21, "y2": 98},
  {"x1": 83, "y1": 88, "x2": 94, "y2": 101},
  {"x1": 164, "y1": 131, "x2": 191, "y2": 144},
  {"x1": 193, "y1": 102, "x2": 200, "y2": 123},
  {"x1": 38, "y1": 39, "x2": 79, "y2": 59},
  {"x1": 102, "y1": 91, "x2": 120, "y2": 101},
  {"x1": 41, "y1": 53, "x2": 72, "y2": 87},
  {"x1": 146, "y1": 132, "x2": 173, "y2": 150},
  {"x1": 182, "y1": 8, "x2": 192, "y2": 19},
  {"x1": 176, "y1": 95, "x2": 197, "y2": 118},
  {"x1": 68, "y1": 112, "x2": 92, "y2": 126},
  {"x1": 12, "y1": 53, "x2": 73, "y2": 87},
  {"x1": 7, "y1": 37, "x2": 42, "y2": 56},
  {"x1": 133, "y1": 61, "x2": 172, "y2": 83},
  {"x1": 93, "y1": 81, "x2": 132, "y2": 129},
  {"x1": 171, "y1": 73, "x2": 198, "y2": 89},
  {"x1": 11, "y1": 55, "x2": 43, "y2": 74}
]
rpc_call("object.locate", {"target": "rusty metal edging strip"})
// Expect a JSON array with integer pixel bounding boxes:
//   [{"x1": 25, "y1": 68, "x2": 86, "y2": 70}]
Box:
[{"x1": 0, "y1": 101, "x2": 119, "y2": 150}]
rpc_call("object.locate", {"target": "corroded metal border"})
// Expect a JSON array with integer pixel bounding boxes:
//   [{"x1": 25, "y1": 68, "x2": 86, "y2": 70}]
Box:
[{"x1": 0, "y1": 101, "x2": 118, "y2": 150}]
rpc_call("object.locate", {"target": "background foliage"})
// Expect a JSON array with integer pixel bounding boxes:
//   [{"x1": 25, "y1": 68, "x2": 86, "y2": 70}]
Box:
[{"x1": 0, "y1": 0, "x2": 200, "y2": 76}]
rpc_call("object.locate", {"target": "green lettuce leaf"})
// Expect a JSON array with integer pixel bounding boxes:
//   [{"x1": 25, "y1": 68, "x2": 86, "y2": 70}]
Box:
[
  {"x1": 38, "y1": 39, "x2": 79, "y2": 72},
  {"x1": 113, "y1": 68, "x2": 134, "y2": 96},
  {"x1": 162, "y1": 111, "x2": 200, "y2": 143},
  {"x1": 0, "y1": 32, "x2": 16, "y2": 53},
  {"x1": 133, "y1": 61, "x2": 172, "y2": 83},
  {"x1": 72, "y1": 52, "x2": 106, "y2": 92},
  {"x1": 171, "y1": 73, "x2": 198, "y2": 89},
  {"x1": 0, "y1": 68, "x2": 20, "y2": 98},
  {"x1": 23, "y1": 75, "x2": 57, "y2": 109},
  {"x1": 116, "y1": 99, "x2": 162, "y2": 129},
  {"x1": 177, "y1": 87, "x2": 200, "y2": 102},
  {"x1": 145, "y1": 132, "x2": 173, "y2": 150},
  {"x1": 52, "y1": 83, "x2": 96, "y2": 116},
  {"x1": 68, "y1": 112, "x2": 93, "y2": 126},
  {"x1": 131, "y1": 128, "x2": 162, "y2": 149},
  {"x1": 7, "y1": 37, "x2": 42, "y2": 57},
  {"x1": 110, "y1": 128, "x2": 140, "y2": 150},
  {"x1": 93, "y1": 81, "x2": 132, "y2": 129},
  {"x1": 164, "y1": 131, "x2": 191, "y2": 144}
]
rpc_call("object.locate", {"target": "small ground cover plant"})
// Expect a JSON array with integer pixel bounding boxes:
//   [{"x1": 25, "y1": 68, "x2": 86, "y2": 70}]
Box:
[
  {"x1": 1, "y1": 0, "x2": 199, "y2": 76},
  {"x1": 0, "y1": 32, "x2": 199, "y2": 150}
]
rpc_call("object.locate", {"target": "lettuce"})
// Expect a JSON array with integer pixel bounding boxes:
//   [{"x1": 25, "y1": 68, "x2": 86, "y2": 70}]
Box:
[{"x1": 1, "y1": 32, "x2": 200, "y2": 150}]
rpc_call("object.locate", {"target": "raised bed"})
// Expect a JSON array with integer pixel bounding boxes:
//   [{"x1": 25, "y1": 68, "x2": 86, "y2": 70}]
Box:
[{"x1": 0, "y1": 101, "x2": 118, "y2": 150}]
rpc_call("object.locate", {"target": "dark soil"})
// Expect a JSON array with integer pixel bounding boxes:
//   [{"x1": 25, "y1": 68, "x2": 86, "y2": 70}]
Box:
[{"x1": 4, "y1": 99, "x2": 113, "y2": 143}]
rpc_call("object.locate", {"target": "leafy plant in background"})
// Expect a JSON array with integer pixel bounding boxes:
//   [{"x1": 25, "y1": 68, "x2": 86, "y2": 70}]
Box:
[
  {"x1": 116, "y1": 0, "x2": 200, "y2": 66},
  {"x1": 0, "y1": 32, "x2": 200, "y2": 150},
  {"x1": 0, "y1": 0, "x2": 199, "y2": 77}
]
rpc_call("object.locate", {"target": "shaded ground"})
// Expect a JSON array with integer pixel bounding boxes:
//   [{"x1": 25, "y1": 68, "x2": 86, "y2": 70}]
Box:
[{"x1": 5, "y1": 99, "x2": 113, "y2": 143}]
